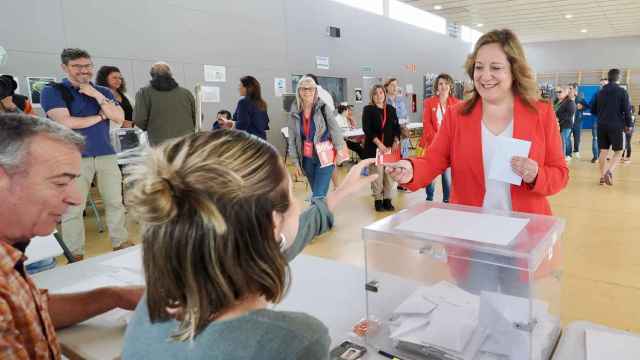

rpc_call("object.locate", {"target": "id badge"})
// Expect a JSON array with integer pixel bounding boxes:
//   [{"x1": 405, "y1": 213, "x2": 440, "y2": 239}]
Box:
[
  {"x1": 316, "y1": 140, "x2": 336, "y2": 167},
  {"x1": 303, "y1": 141, "x2": 314, "y2": 158}
]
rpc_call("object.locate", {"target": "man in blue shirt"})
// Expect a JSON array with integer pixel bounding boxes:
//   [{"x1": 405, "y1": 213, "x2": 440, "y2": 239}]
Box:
[
  {"x1": 590, "y1": 69, "x2": 632, "y2": 186},
  {"x1": 41, "y1": 48, "x2": 130, "y2": 260}
]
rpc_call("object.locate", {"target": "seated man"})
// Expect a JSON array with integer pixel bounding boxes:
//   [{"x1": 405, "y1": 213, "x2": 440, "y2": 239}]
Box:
[{"x1": 0, "y1": 113, "x2": 143, "y2": 359}]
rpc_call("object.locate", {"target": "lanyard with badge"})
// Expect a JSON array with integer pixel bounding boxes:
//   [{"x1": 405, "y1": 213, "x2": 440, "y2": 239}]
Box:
[{"x1": 302, "y1": 111, "x2": 314, "y2": 158}]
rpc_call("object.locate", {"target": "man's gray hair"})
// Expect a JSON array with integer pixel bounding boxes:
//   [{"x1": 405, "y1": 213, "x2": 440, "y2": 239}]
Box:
[{"x1": 0, "y1": 114, "x2": 85, "y2": 173}]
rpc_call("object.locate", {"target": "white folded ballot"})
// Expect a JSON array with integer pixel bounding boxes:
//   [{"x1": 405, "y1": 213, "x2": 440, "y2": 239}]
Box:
[{"x1": 386, "y1": 281, "x2": 559, "y2": 360}]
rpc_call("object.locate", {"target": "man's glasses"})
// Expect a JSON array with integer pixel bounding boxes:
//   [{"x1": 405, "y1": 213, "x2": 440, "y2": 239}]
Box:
[{"x1": 69, "y1": 64, "x2": 94, "y2": 70}]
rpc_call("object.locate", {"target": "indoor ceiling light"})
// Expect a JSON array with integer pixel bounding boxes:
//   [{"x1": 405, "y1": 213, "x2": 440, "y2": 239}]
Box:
[
  {"x1": 565, "y1": 14, "x2": 573, "y2": 19},
  {"x1": 581, "y1": 29, "x2": 588, "y2": 33},
  {"x1": 476, "y1": 23, "x2": 484, "y2": 27},
  {"x1": 434, "y1": 5, "x2": 443, "y2": 10}
]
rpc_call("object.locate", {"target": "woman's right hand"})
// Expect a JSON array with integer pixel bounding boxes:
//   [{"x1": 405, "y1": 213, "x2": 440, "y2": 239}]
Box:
[
  {"x1": 378, "y1": 144, "x2": 389, "y2": 154},
  {"x1": 385, "y1": 160, "x2": 414, "y2": 184},
  {"x1": 294, "y1": 166, "x2": 303, "y2": 178}
]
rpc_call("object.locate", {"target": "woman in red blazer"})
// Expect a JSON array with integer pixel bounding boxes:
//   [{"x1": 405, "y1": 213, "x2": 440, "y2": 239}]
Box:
[
  {"x1": 388, "y1": 29, "x2": 569, "y2": 296},
  {"x1": 419, "y1": 74, "x2": 461, "y2": 202}
]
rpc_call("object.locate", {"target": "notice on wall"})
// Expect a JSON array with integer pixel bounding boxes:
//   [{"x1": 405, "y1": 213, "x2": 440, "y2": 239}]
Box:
[
  {"x1": 0, "y1": 46, "x2": 7, "y2": 66},
  {"x1": 204, "y1": 65, "x2": 226, "y2": 82},
  {"x1": 406, "y1": 84, "x2": 414, "y2": 94},
  {"x1": 26, "y1": 76, "x2": 56, "y2": 107},
  {"x1": 354, "y1": 88, "x2": 363, "y2": 103},
  {"x1": 316, "y1": 56, "x2": 330, "y2": 70},
  {"x1": 274, "y1": 78, "x2": 286, "y2": 97},
  {"x1": 201, "y1": 86, "x2": 220, "y2": 103}
]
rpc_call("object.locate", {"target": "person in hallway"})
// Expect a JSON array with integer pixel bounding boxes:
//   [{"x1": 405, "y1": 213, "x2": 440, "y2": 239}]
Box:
[
  {"x1": 363, "y1": 84, "x2": 401, "y2": 212},
  {"x1": 133, "y1": 62, "x2": 195, "y2": 145},
  {"x1": 40, "y1": 48, "x2": 130, "y2": 260},
  {"x1": 0, "y1": 77, "x2": 21, "y2": 113},
  {"x1": 555, "y1": 86, "x2": 576, "y2": 161},
  {"x1": 211, "y1": 109, "x2": 233, "y2": 130},
  {"x1": 590, "y1": 68, "x2": 632, "y2": 186},
  {"x1": 384, "y1": 79, "x2": 412, "y2": 186},
  {"x1": 589, "y1": 78, "x2": 609, "y2": 163},
  {"x1": 0, "y1": 74, "x2": 33, "y2": 114},
  {"x1": 337, "y1": 103, "x2": 365, "y2": 160},
  {"x1": 0, "y1": 114, "x2": 143, "y2": 359},
  {"x1": 570, "y1": 83, "x2": 589, "y2": 159},
  {"x1": 622, "y1": 105, "x2": 635, "y2": 164},
  {"x1": 229, "y1": 75, "x2": 270, "y2": 139},
  {"x1": 306, "y1": 73, "x2": 335, "y2": 113},
  {"x1": 96, "y1": 66, "x2": 133, "y2": 128},
  {"x1": 386, "y1": 29, "x2": 568, "y2": 295},
  {"x1": 288, "y1": 76, "x2": 346, "y2": 199},
  {"x1": 419, "y1": 73, "x2": 461, "y2": 203},
  {"x1": 121, "y1": 130, "x2": 377, "y2": 360}
]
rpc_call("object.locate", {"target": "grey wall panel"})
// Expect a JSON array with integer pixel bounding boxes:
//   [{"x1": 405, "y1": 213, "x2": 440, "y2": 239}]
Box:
[
  {"x1": 1, "y1": 0, "x2": 66, "y2": 53},
  {"x1": 524, "y1": 36, "x2": 640, "y2": 73},
  {"x1": 1, "y1": 0, "x2": 474, "y2": 152}
]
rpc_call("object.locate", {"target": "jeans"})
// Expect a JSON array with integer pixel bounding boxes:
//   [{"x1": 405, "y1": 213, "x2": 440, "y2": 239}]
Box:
[
  {"x1": 426, "y1": 169, "x2": 451, "y2": 202},
  {"x1": 571, "y1": 119, "x2": 582, "y2": 152},
  {"x1": 561, "y1": 128, "x2": 572, "y2": 157},
  {"x1": 592, "y1": 121, "x2": 599, "y2": 160},
  {"x1": 302, "y1": 156, "x2": 334, "y2": 199}
]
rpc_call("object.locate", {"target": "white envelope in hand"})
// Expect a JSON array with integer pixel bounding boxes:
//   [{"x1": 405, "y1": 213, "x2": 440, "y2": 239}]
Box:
[{"x1": 487, "y1": 137, "x2": 531, "y2": 185}]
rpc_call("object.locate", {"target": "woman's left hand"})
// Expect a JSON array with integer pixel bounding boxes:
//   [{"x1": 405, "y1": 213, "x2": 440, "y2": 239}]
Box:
[{"x1": 511, "y1": 156, "x2": 539, "y2": 184}]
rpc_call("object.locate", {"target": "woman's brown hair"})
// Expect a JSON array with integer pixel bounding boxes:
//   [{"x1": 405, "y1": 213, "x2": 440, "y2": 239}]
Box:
[
  {"x1": 433, "y1": 73, "x2": 454, "y2": 96},
  {"x1": 368, "y1": 84, "x2": 387, "y2": 106},
  {"x1": 462, "y1": 29, "x2": 539, "y2": 114},
  {"x1": 126, "y1": 130, "x2": 290, "y2": 341},
  {"x1": 241, "y1": 75, "x2": 268, "y2": 112}
]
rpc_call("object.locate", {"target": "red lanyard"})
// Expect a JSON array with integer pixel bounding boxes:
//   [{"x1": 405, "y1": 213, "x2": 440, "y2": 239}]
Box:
[
  {"x1": 302, "y1": 112, "x2": 312, "y2": 139},
  {"x1": 380, "y1": 105, "x2": 388, "y2": 141}
]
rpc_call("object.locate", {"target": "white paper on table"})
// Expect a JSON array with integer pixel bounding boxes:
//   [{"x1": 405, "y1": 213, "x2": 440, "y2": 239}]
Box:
[
  {"x1": 421, "y1": 281, "x2": 479, "y2": 308},
  {"x1": 487, "y1": 137, "x2": 531, "y2": 185},
  {"x1": 100, "y1": 248, "x2": 143, "y2": 272},
  {"x1": 393, "y1": 287, "x2": 438, "y2": 316},
  {"x1": 389, "y1": 315, "x2": 430, "y2": 339},
  {"x1": 395, "y1": 208, "x2": 530, "y2": 247},
  {"x1": 106, "y1": 268, "x2": 145, "y2": 286},
  {"x1": 52, "y1": 274, "x2": 134, "y2": 327},
  {"x1": 201, "y1": 86, "x2": 220, "y2": 103},
  {"x1": 586, "y1": 328, "x2": 640, "y2": 360}
]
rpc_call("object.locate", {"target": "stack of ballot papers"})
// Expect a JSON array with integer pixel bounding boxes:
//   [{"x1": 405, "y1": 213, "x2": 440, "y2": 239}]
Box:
[{"x1": 384, "y1": 281, "x2": 559, "y2": 360}]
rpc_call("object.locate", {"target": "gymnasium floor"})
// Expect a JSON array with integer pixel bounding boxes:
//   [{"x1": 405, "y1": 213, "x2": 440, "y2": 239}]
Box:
[{"x1": 73, "y1": 130, "x2": 640, "y2": 332}]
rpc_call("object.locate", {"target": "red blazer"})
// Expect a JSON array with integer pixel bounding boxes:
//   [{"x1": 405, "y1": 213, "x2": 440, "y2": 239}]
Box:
[
  {"x1": 405, "y1": 96, "x2": 569, "y2": 281},
  {"x1": 419, "y1": 95, "x2": 461, "y2": 148}
]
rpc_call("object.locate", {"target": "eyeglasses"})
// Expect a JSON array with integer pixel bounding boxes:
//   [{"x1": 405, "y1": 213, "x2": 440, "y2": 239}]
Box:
[
  {"x1": 555, "y1": 91, "x2": 562, "y2": 94},
  {"x1": 299, "y1": 87, "x2": 316, "y2": 92},
  {"x1": 69, "y1": 63, "x2": 94, "y2": 70}
]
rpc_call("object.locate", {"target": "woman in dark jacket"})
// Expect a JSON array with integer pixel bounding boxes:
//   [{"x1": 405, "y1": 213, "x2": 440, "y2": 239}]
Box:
[
  {"x1": 232, "y1": 76, "x2": 270, "y2": 139},
  {"x1": 363, "y1": 84, "x2": 401, "y2": 212},
  {"x1": 555, "y1": 86, "x2": 576, "y2": 160}
]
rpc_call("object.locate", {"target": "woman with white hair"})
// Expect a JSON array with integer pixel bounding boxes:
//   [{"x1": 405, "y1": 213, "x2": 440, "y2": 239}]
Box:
[{"x1": 288, "y1": 76, "x2": 346, "y2": 199}]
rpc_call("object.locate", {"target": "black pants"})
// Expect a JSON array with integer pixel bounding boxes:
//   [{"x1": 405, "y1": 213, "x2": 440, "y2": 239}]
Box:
[{"x1": 346, "y1": 139, "x2": 364, "y2": 160}]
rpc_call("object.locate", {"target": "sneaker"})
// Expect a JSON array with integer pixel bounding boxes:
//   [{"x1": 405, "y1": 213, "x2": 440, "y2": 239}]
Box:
[
  {"x1": 565, "y1": 156, "x2": 572, "y2": 162},
  {"x1": 604, "y1": 171, "x2": 613, "y2": 186},
  {"x1": 573, "y1": 152, "x2": 581, "y2": 159},
  {"x1": 374, "y1": 200, "x2": 384, "y2": 212},
  {"x1": 382, "y1": 199, "x2": 395, "y2": 211},
  {"x1": 623, "y1": 158, "x2": 632, "y2": 164},
  {"x1": 591, "y1": 158, "x2": 598, "y2": 164},
  {"x1": 599, "y1": 176, "x2": 606, "y2": 185}
]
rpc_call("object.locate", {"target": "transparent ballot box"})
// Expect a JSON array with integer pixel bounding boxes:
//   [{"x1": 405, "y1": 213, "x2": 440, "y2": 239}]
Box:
[
  {"x1": 361, "y1": 202, "x2": 565, "y2": 360},
  {"x1": 110, "y1": 128, "x2": 148, "y2": 165}
]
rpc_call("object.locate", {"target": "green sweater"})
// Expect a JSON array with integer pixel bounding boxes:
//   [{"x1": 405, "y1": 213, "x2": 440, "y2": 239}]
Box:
[
  {"x1": 122, "y1": 199, "x2": 334, "y2": 360},
  {"x1": 133, "y1": 85, "x2": 196, "y2": 145}
]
